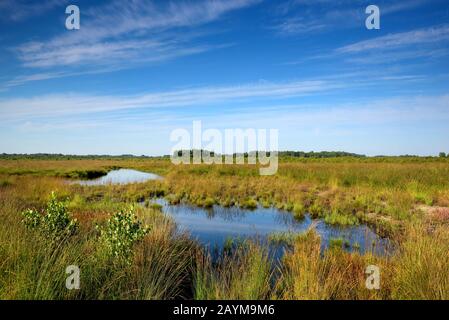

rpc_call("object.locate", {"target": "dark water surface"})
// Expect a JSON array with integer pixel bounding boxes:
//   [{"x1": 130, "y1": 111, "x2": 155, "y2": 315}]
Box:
[{"x1": 154, "y1": 199, "x2": 392, "y2": 256}]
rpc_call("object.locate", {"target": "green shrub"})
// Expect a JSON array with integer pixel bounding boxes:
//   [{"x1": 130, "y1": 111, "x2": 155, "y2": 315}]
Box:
[
  {"x1": 97, "y1": 207, "x2": 149, "y2": 262},
  {"x1": 21, "y1": 209, "x2": 41, "y2": 229},
  {"x1": 21, "y1": 192, "x2": 78, "y2": 240}
]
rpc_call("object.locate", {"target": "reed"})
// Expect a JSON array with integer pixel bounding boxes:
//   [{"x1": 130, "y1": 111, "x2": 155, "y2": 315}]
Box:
[{"x1": 194, "y1": 241, "x2": 272, "y2": 300}]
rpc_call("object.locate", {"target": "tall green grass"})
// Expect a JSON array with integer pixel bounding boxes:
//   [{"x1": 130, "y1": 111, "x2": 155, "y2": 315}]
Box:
[
  {"x1": 391, "y1": 224, "x2": 449, "y2": 299},
  {"x1": 0, "y1": 187, "x2": 196, "y2": 300},
  {"x1": 194, "y1": 242, "x2": 272, "y2": 300},
  {"x1": 276, "y1": 228, "x2": 389, "y2": 300}
]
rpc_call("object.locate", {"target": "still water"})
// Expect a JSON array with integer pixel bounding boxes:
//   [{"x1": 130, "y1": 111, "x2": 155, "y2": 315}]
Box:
[
  {"x1": 74, "y1": 169, "x2": 162, "y2": 186},
  {"x1": 154, "y1": 199, "x2": 392, "y2": 256},
  {"x1": 74, "y1": 169, "x2": 391, "y2": 255}
]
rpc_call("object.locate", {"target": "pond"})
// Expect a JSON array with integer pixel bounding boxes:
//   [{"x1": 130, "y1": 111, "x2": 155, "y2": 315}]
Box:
[
  {"x1": 153, "y1": 199, "x2": 392, "y2": 257},
  {"x1": 72, "y1": 169, "x2": 391, "y2": 256},
  {"x1": 73, "y1": 169, "x2": 162, "y2": 186}
]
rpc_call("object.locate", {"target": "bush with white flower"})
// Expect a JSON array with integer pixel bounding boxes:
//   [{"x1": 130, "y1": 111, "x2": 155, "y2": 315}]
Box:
[
  {"x1": 97, "y1": 207, "x2": 149, "y2": 262},
  {"x1": 21, "y1": 192, "x2": 78, "y2": 241}
]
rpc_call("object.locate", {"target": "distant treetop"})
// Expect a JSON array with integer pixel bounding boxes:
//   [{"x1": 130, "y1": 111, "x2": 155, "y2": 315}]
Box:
[{"x1": 278, "y1": 151, "x2": 366, "y2": 158}]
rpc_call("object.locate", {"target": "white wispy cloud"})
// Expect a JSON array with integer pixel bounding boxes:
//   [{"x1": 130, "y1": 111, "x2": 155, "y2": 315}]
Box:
[
  {"x1": 272, "y1": 17, "x2": 327, "y2": 35},
  {"x1": 290, "y1": 23, "x2": 449, "y2": 67},
  {"x1": 11, "y1": 95, "x2": 449, "y2": 152},
  {"x1": 14, "y1": 0, "x2": 258, "y2": 68},
  {"x1": 17, "y1": 38, "x2": 222, "y2": 68},
  {"x1": 165, "y1": 95, "x2": 449, "y2": 129},
  {"x1": 0, "y1": 79, "x2": 339, "y2": 121},
  {"x1": 343, "y1": 48, "x2": 449, "y2": 65},
  {"x1": 337, "y1": 24, "x2": 449, "y2": 53},
  {"x1": 2, "y1": 70, "x2": 432, "y2": 123},
  {"x1": 273, "y1": 0, "x2": 432, "y2": 36},
  {"x1": 6, "y1": 0, "x2": 259, "y2": 87}
]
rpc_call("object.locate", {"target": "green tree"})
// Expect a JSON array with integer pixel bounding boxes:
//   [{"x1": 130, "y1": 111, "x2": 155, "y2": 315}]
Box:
[{"x1": 439, "y1": 152, "x2": 447, "y2": 158}]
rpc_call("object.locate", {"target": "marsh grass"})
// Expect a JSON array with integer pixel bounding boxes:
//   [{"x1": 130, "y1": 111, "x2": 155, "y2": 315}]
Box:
[
  {"x1": 239, "y1": 198, "x2": 258, "y2": 210},
  {"x1": 292, "y1": 203, "x2": 305, "y2": 219},
  {"x1": 267, "y1": 232, "x2": 298, "y2": 246},
  {"x1": 0, "y1": 181, "x2": 196, "y2": 299},
  {"x1": 277, "y1": 228, "x2": 390, "y2": 300},
  {"x1": 194, "y1": 242, "x2": 272, "y2": 300},
  {"x1": 324, "y1": 211, "x2": 359, "y2": 226},
  {"x1": 8, "y1": 157, "x2": 444, "y2": 233},
  {"x1": 1, "y1": 158, "x2": 449, "y2": 300},
  {"x1": 391, "y1": 223, "x2": 449, "y2": 299}
]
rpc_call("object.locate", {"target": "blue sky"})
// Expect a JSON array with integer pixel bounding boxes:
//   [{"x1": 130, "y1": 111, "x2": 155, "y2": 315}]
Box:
[{"x1": 0, "y1": 0, "x2": 448, "y2": 156}]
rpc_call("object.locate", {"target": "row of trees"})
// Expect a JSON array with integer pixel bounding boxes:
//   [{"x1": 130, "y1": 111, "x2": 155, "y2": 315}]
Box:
[
  {"x1": 172, "y1": 150, "x2": 366, "y2": 159},
  {"x1": 1, "y1": 152, "x2": 448, "y2": 159},
  {"x1": 0, "y1": 153, "x2": 161, "y2": 160},
  {"x1": 278, "y1": 151, "x2": 366, "y2": 158}
]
